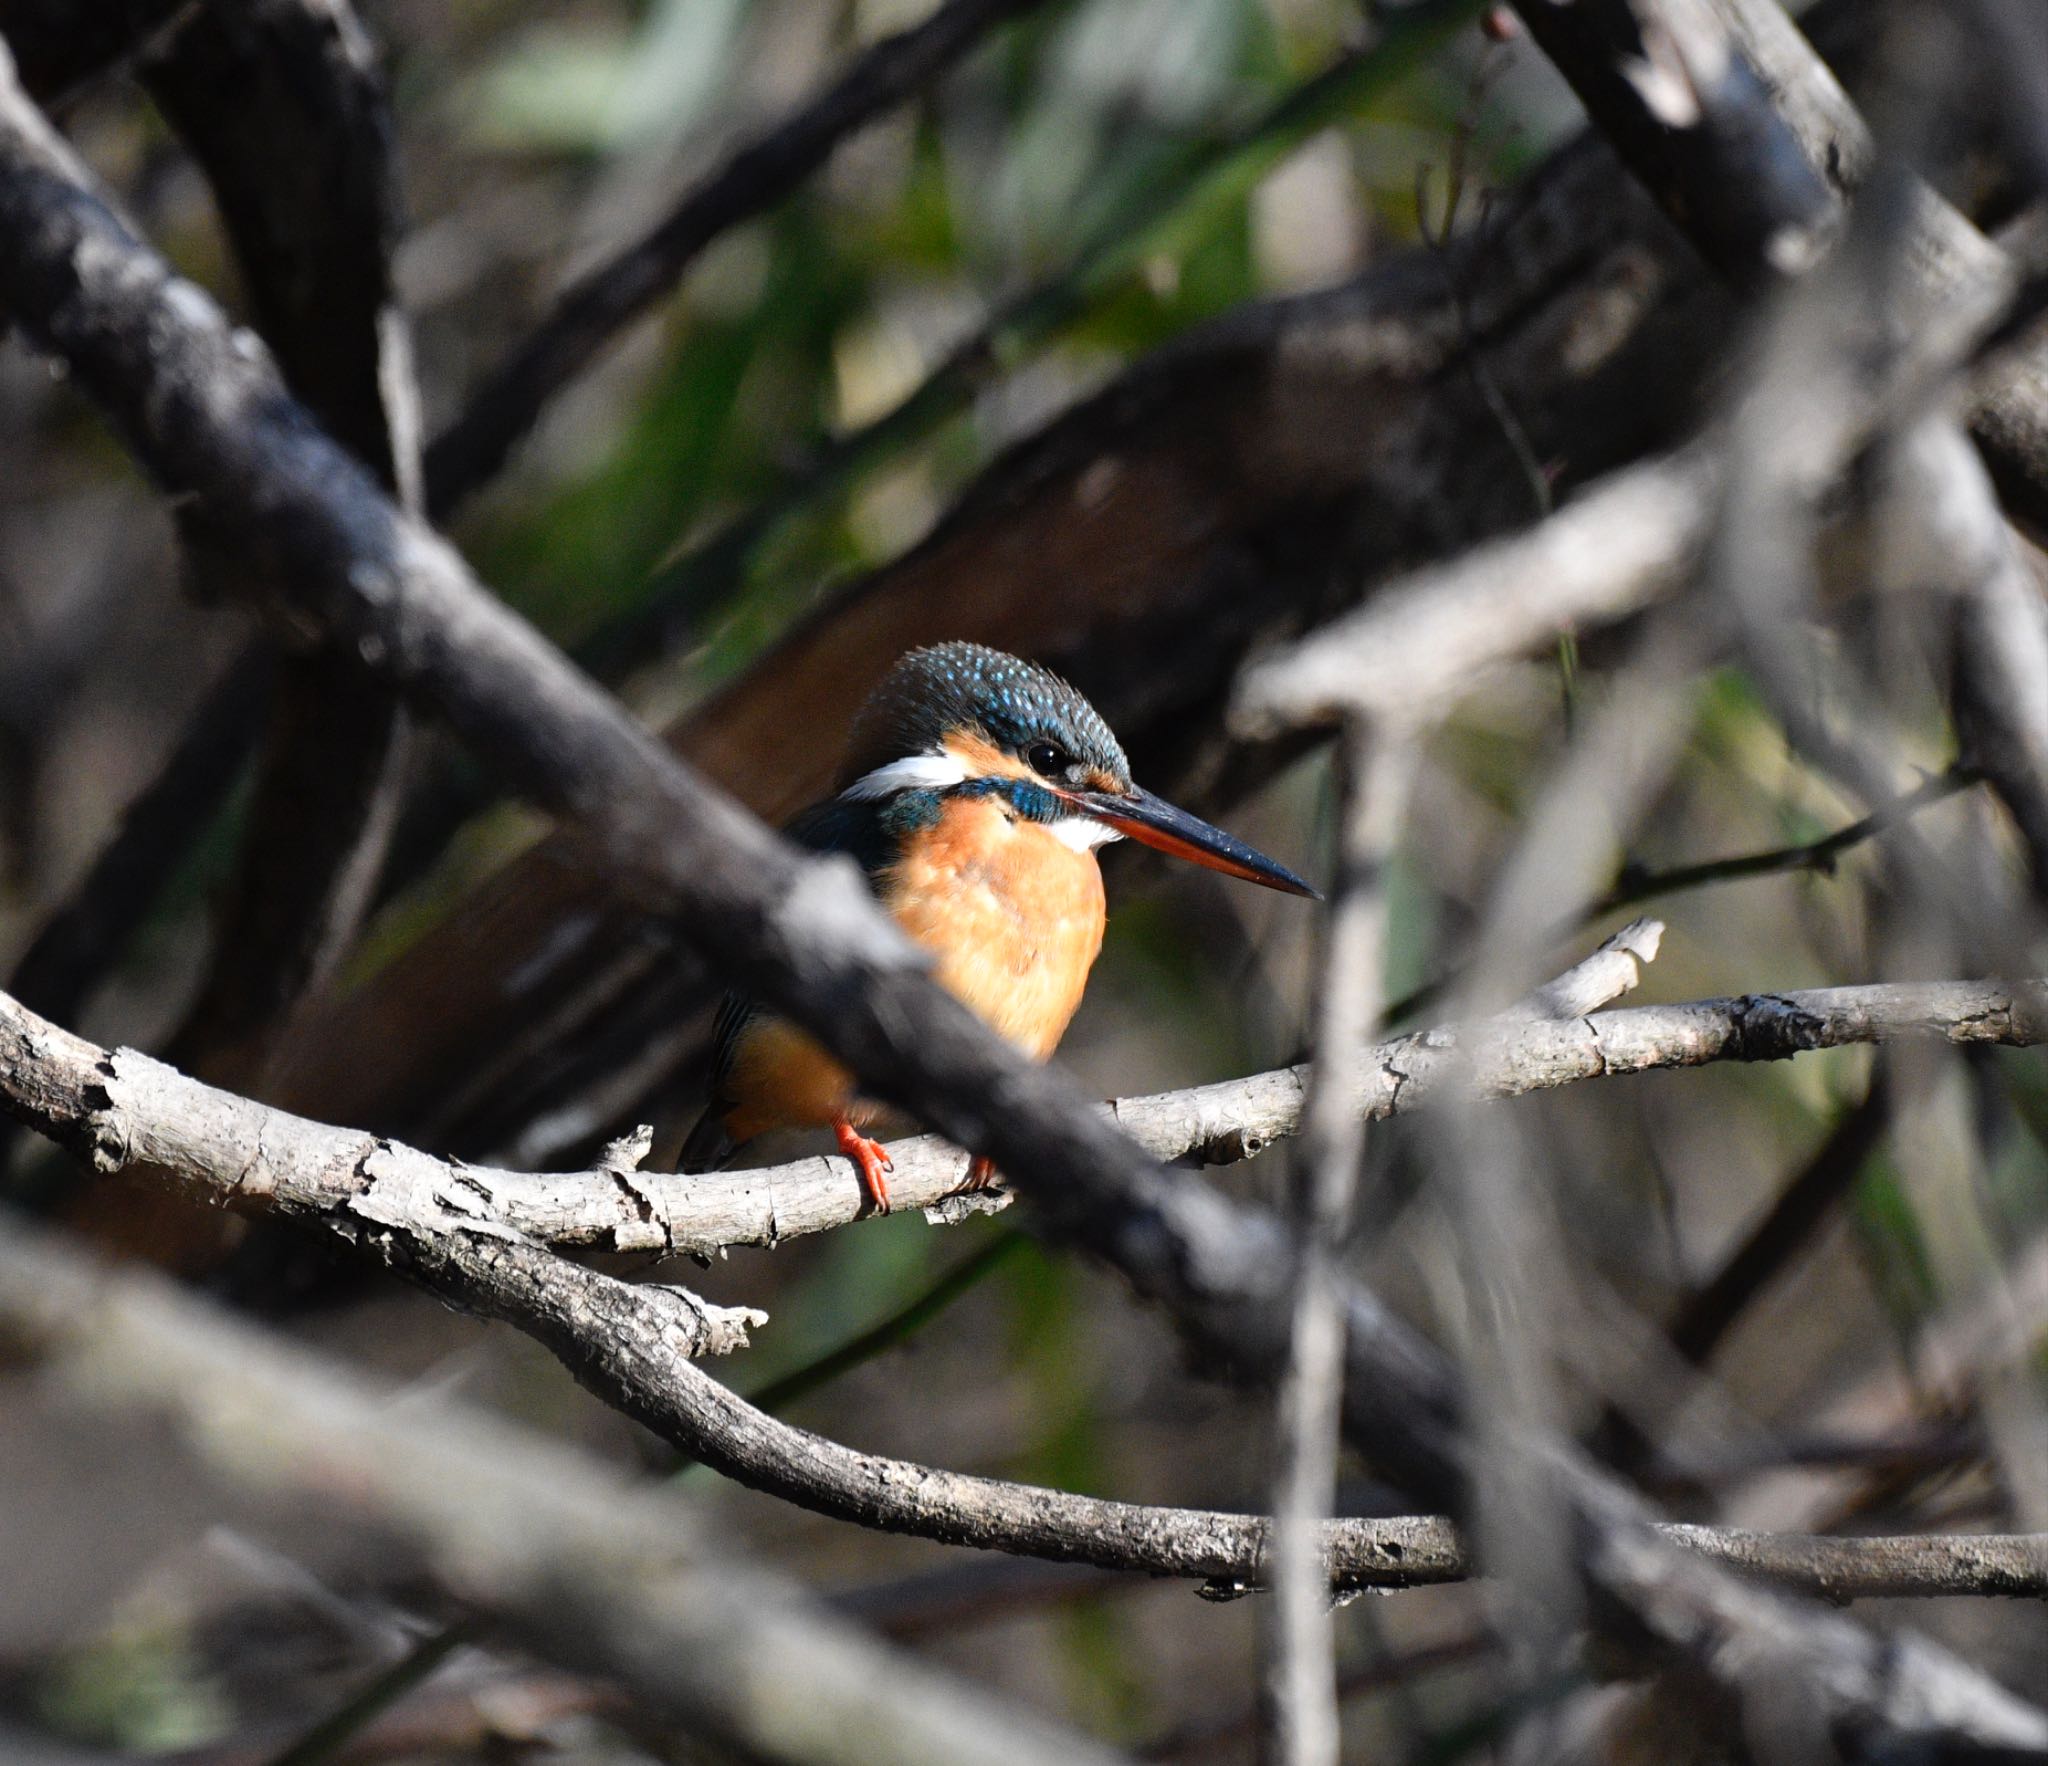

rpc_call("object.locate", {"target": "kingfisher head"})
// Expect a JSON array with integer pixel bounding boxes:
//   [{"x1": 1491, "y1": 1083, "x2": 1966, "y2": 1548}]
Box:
[{"x1": 838, "y1": 642, "x2": 1319, "y2": 897}]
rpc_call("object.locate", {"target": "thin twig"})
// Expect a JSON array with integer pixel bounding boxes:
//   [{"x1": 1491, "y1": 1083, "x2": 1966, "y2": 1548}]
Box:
[
  {"x1": 264, "y1": 1621, "x2": 476, "y2": 1766},
  {"x1": 1270, "y1": 725, "x2": 1416, "y2": 1766},
  {"x1": 1377, "y1": 766, "x2": 1975, "y2": 1029},
  {"x1": 1582, "y1": 765, "x2": 1983, "y2": 921}
]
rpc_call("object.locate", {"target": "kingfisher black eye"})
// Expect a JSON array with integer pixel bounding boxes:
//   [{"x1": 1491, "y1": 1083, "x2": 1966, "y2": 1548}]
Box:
[{"x1": 1026, "y1": 741, "x2": 1068, "y2": 777}]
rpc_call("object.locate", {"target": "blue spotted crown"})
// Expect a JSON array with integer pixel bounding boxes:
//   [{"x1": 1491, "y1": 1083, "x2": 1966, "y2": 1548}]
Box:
[{"x1": 842, "y1": 642, "x2": 1130, "y2": 787}]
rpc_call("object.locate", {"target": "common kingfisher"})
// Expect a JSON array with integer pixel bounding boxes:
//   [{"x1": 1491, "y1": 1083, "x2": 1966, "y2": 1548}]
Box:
[{"x1": 680, "y1": 642, "x2": 1319, "y2": 1209}]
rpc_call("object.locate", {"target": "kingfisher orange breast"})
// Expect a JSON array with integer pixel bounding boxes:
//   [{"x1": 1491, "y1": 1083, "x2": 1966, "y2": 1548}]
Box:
[
  {"x1": 721, "y1": 794, "x2": 1106, "y2": 1141},
  {"x1": 884, "y1": 791, "x2": 1107, "y2": 1058}
]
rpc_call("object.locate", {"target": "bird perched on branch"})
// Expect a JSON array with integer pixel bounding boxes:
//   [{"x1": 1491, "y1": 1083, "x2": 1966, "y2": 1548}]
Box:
[{"x1": 681, "y1": 642, "x2": 1319, "y2": 1210}]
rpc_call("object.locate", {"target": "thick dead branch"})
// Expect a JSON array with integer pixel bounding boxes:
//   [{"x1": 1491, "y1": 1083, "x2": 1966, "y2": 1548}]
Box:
[
  {"x1": 0, "y1": 54, "x2": 2040, "y2": 1754},
  {"x1": 1505, "y1": 0, "x2": 1838, "y2": 285},
  {"x1": 422, "y1": 0, "x2": 1049, "y2": 516},
  {"x1": 12, "y1": 976, "x2": 2035, "y2": 1261},
  {"x1": 0, "y1": 1215, "x2": 1121, "y2": 1766},
  {"x1": 5, "y1": 995, "x2": 2048, "y2": 1609}
]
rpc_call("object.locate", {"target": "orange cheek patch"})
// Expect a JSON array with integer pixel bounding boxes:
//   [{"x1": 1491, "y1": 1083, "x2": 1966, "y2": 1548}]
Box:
[{"x1": 943, "y1": 728, "x2": 1034, "y2": 783}]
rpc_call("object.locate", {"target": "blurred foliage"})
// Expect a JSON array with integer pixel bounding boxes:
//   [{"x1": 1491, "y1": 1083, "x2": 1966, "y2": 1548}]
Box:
[
  {"x1": 36, "y1": 1614, "x2": 228, "y2": 1753},
  {"x1": 450, "y1": 0, "x2": 1491, "y2": 685}
]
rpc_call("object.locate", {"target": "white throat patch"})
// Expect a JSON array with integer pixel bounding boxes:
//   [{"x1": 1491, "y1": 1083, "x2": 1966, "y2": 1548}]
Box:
[
  {"x1": 1049, "y1": 816, "x2": 1121, "y2": 852},
  {"x1": 839, "y1": 750, "x2": 970, "y2": 800},
  {"x1": 840, "y1": 748, "x2": 1123, "y2": 853}
]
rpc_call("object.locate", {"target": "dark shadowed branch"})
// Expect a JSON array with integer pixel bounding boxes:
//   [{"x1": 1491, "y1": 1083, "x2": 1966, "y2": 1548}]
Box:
[
  {"x1": 1504, "y1": 0, "x2": 1839, "y2": 287},
  {"x1": 144, "y1": 0, "x2": 419, "y2": 1082},
  {"x1": 1667, "y1": 1080, "x2": 1893, "y2": 1368},
  {"x1": 5, "y1": 646, "x2": 269, "y2": 1032},
  {"x1": 0, "y1": 0, "x2": 190, "y2": 104}
]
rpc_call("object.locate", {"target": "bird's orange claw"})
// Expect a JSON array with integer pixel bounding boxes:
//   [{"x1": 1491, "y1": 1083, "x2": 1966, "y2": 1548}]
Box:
[
  {"x1": 834, "y1": 1118, "x2": 894, "y2": 1213},
  {"x1": 942, "y1": 1154, "x2": 1002, "y2": 1199}
]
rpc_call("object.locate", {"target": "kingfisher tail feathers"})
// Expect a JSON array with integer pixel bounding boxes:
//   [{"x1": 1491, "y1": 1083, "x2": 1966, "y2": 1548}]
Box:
[{"x1": 678, "y1": 1104, "x2": 739, "y2": 1173}]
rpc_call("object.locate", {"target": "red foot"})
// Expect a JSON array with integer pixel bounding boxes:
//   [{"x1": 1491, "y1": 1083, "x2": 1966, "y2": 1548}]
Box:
[
  {"x1": 834, "y1": 1118, "x2": 894, "y2": 1213},
  {"x1": 943, "y1": 1155, "x2": 1002, "y2": 1199}
]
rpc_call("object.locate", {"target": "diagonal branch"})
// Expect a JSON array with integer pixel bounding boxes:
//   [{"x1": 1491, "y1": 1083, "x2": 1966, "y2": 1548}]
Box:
[
  {"x1": 0, "y1": 48, "x2": 2040, "y2": 1753},
  {"x1": 1505, "y1": 0, "x2": 1840, "y2": 287},
  {"x1": 0, "y1": 0, "x2": 1046, "y2": 1056},
  {"x1": 1501, "y1": 0, "x2": 2048, "y2": 889}
]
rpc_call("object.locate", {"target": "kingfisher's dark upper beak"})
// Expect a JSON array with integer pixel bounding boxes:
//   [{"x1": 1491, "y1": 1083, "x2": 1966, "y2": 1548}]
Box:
[{"x1": 1068, "y1": 786, "x2": 1321, "y2": 899}]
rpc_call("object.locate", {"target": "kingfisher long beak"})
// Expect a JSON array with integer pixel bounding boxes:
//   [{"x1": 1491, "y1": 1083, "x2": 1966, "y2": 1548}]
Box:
[{"x1": 1068, "y1": 786, "x2": 1321, "y2": 899}]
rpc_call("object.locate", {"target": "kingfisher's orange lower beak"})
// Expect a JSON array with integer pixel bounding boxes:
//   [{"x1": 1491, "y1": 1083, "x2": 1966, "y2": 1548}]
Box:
[{"x1": 1069, "y1": 786, "x2": 1321, "y2": 898}]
